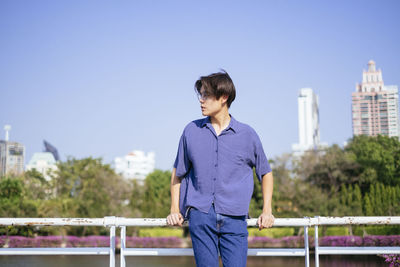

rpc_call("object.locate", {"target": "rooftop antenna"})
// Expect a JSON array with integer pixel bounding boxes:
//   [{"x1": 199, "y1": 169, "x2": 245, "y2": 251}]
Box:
[{"x1": 4, "y1": 125, "x2": 11, "y2": 141}]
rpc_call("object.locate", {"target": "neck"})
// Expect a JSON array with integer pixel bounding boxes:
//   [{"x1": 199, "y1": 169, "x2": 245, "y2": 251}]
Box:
[{"x1": 210, "y1": 109, "x2": 231, "y2": 133}]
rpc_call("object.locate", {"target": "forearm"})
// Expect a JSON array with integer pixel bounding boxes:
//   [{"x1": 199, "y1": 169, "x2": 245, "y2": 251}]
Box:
[
  {"x1": 262, "y1": 172, "x2": 273, "y2": 213},
  {"x1": 170, "y1": 168, "x2": 181, "y2": 213}
]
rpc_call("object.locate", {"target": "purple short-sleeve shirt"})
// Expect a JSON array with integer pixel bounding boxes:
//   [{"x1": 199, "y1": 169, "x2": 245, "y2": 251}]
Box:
[{"x1": 174, "y1": 115, "x2": 271, "y2": 217}]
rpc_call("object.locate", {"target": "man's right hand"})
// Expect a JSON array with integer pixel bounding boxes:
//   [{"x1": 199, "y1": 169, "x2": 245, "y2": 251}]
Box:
[{"x1": 167, "y1": 212, "x2": 184, "y2": 226}]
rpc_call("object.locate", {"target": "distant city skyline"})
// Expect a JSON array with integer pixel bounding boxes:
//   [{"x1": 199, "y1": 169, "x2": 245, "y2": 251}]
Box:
[{"x1": 1, "y1": 1, "x2": 399, "y2": 170}]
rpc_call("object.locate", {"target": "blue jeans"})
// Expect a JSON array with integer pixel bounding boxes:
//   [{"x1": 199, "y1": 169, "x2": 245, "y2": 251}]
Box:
[{"x1": 188, "y1": 204, "x2": 248, "y2": 267}]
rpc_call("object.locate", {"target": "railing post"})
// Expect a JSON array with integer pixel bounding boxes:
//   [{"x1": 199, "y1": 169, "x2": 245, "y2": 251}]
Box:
[
  {"x1": 121, "y1": 226, "x2": 126, "y2": 267},
  {"x1": 314, "y1": 216, "x2": 319, "y2": 267},
  {"x1": 304, "y1": 225, "x2": 309, "y2": 267},
  {"x1": 109, "y1": 226, "x2": 115, "y2": 267}
]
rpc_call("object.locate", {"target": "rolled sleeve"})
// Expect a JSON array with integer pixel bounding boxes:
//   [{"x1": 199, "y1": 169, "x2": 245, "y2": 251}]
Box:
[
  {"x1": 173, "y1": 133, "x2": 191, "y2": 178},
  {"x1": 253, "y1": 133, "x2": 272, "y2": 182}
]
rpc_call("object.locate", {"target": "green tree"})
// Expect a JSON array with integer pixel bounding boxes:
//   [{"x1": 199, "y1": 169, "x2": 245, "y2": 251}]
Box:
[
  {"x1": 351, "y1": 184, "x2": 363, "y2": 216},
  {"x1": 23, "y1": 169, "x2": 51, "y2": 201},
  {"x1": 129, "y1": 179, "x2": 144, "y2": 217},
  {"x1": 52, "y1": 157, "x2": 130, "y2": 218},
  {"x1": 0, "y1": 177, "x2": 38, "y2": 236},
  {"x1": 363, "y1": 194, "x2": 373, "y2": 216},
  {"x1": 296, "y1": 145, "x2": 362, "y2": 194},
  {"x1": 373, "y1": 183, "x2": 383, "y2": 215},
  {"x1": 346, "y1": 135, "x2": 400, "y2": 186},
  {"x1": 141, "y1": 170, "x2": 171, "y2": 217}
]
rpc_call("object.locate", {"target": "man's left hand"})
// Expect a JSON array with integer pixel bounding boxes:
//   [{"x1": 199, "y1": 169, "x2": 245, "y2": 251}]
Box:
[{"x1": 257, "y1": 212, "x2": 275, "y2": 230}]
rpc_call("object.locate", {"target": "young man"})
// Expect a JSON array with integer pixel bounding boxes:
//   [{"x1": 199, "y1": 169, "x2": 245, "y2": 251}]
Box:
[{"x1": 167, "y1": 71, "x2": 274, "y2": 267}]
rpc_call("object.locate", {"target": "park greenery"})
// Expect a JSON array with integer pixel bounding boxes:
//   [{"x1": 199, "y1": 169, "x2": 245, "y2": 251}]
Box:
[{"x1": 1, "y1": 135, "x2": 399, "y2": 237}]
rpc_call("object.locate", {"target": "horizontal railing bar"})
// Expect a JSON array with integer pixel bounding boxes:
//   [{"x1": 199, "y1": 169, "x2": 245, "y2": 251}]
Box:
[
  {"x1": 0, "y1": 218, "x2": 109, "y2": 227},
  {"x1": 122, "y1": 248, "x2": 306, "y2": 256},
  {"x1": 318, "y1": 246, "x2": 400, "y2": 255},
  {"x1": 123, "y1": 248, "x2": 194, "y2": 256},
  {"x1": 0, "y1": 247, "x2": 110, "y2": 255},
  {"x1": 316, "y1": 217, "x2": 400, "y2": 226},
  {"x1": 1, "y1": 216, "x2": 399, "y2": 227},
  {"x1": 248, "y1": 249, "x2": 306, "y2": 256}
]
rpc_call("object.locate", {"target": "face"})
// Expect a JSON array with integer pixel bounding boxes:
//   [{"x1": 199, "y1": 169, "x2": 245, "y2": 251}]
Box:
[{"x1": 197, "y1": 87, "x2": 228, "y2": 117}]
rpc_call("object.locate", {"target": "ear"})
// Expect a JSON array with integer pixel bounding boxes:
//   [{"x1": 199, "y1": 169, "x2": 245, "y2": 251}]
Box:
[{"x1": 220, "y1": 95, "x2": 229, "y2": 104}]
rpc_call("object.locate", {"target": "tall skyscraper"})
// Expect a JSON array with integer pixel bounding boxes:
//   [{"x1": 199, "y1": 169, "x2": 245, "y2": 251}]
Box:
[
  {"x1": 0, "y1": 125, "x2": 25, "y2": 176},
  {"x1": 352, "y1": 60, "x2": 399, "y2": 138},
  {"x1": 292, "y1": 88, "x2": 321, "y2": 155}
]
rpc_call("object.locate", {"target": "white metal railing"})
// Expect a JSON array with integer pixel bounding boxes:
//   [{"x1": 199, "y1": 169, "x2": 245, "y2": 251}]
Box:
[
  {"x1": 1, "y1": 216, "x2": 400, "y2": 267},
  {"x1": 0, "y1": 217, "x2": 117, "y2": 267}
]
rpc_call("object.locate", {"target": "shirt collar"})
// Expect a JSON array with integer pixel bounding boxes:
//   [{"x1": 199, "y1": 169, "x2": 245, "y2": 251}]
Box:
[{"x1": 201, "y1": 115, "x2": 238, "y2": 133}]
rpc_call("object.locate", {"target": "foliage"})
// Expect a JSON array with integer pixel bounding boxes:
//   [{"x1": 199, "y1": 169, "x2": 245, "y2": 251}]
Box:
[
  {"x1": 138, "y1": 227, "x2": 184, "y2": 237},
  {"x1": 129, "y1": 179, "x2": 144, "y2": 217},
  {"x1": 248, "y1": 235, "x2": 400, "y2": 249},
  {"x1": 308, "y1": 226, "x2": 349, "y2": 237},
  {"x1": 0, "y1": 157, "x2": 131, "y2": 236},
  {"x1": 140, "y1": 169, "x2": 171, "y2": 217},
  {"x1": 382, "y1": 254, "x2": 400, "y2": 267},
  {"x1": 346, "y1": 135, "x2": 400, "y2": 186},
  {"x1": 297, "y1": 145, "x2": 362, "y2": 193},
  {"x1": 52, "y1": 157, "x2": 131, "y2": 218},
  {"x1": 1, "y1": 135, "x2": 400, "y2": 238},
  {"x1": 0, "y1": 177, "x2": 38, "y2": 236},
  {"x1": 248, "y1": 227, "x2": 295, "y2": 238}
]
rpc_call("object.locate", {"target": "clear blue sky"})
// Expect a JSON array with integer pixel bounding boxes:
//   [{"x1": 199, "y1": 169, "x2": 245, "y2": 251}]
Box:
[{"x1": 1, "y1": 0, "x2": 399, "y2": 170}]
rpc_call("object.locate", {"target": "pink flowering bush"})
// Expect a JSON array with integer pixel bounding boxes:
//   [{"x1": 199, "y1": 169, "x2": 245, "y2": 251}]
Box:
[
  {"x1": 248, "y1": 235, "x2": 400, "y2": 248},
  {"x1": 248, "y1": 236, "x2": 304, "y2": 248},
  {"x1": 319, "y1": 236, "x2": 363, "y2": 247},
  {"x1": 0, "y1": 235, "x2": 183, "y2": 248},
  {"x1": 65, "y1": 235, "x2": 110, "y2": 247},
  {"x1": 383, "y1": 254, "x2": 400, "y2": 267},
  {"x1": 363, "y1": 236, "x2": 400, "y2": 247},
  {"x1": 0, "y1": 235, "x2": 398, "y2": 249},
  {"x1": 0, "y1": 236, "x2": 7, "y2": 247},
  {"x1": 7, "y1": 236, "x2": 36, "y2": 247},
  {"x1": 33, "y1": 236, "x2": 63, "y2": 247}
]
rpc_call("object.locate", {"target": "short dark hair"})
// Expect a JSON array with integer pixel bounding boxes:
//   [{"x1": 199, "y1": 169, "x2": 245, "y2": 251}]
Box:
[{"x1": 194, "y1": 70, "x2": 236, "y2": 108}]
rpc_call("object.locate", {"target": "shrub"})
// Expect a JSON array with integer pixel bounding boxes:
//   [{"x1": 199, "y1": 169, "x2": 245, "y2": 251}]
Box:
[
  {"x1": 138, "y1": 227, "x2": 184, "y2": 237},
  {"x1": 248, "y1": 227, "x2": 295, "y2": 238},
  {"x1": 382, "y1": 254, "x2": 400, "y2": 267},
  {"x1": 125, "y1": 237, "x2": 182, "y2": 248},
  {"x1": 363, "y1": 226, "x2": 400, "y2": 236},
  {"x1": 65, "y1": 236, "x2": 110, "y2": 247},
  {"x1": 363, "y1": 235, "x2": 400, "y2": 247},
  {"x1": 309, "y1": 226, "x2": 349, "y2": 237},
  {"x1": 248, "y1": 236, "x2": 304, "y2": 248},
  {"x1": 326, "y1": 227, "x2": 349, "y2": 236},
  {"x1": 319, "y1": 236, "x2": 363, "y2": 246}
]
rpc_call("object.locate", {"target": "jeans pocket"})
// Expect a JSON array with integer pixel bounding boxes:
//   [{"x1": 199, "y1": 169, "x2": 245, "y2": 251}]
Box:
[{"x1": 184, "y1": 206, "x2": 192, "y2": 220}]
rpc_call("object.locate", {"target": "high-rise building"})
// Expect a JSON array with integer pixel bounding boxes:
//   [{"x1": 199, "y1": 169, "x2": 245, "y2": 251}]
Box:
[
  {"x1": 26, "y1": 152, "x2": 58, "y2": 181},
  {"x1": 352, "y1": 60, "x2": 399, "y2": 138},
  {"x1": 114, "y1": 150, "x2": 155, "y2": 181},
  {"x1": 0, "y1": 125, "x2": 25, "y2": 176},
  {"x1": 292, "y1": 88, "x2": 321, "y2": 155}
]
